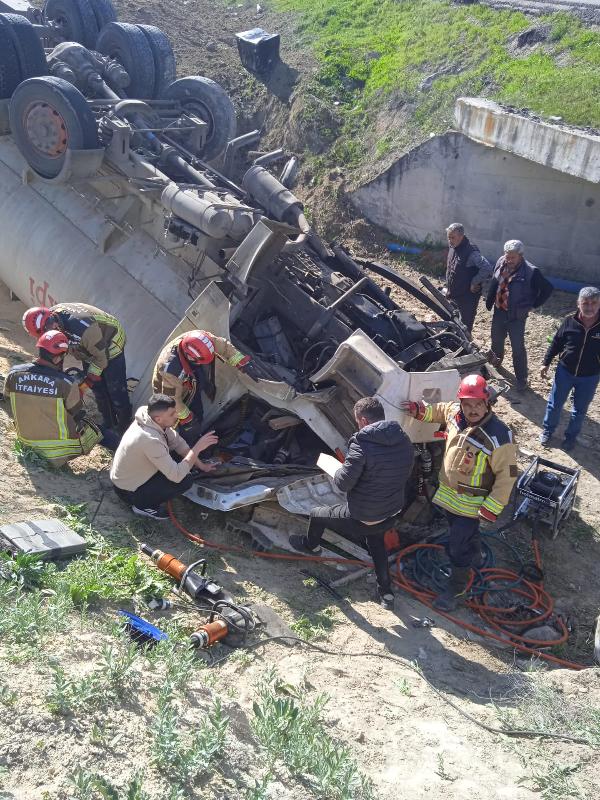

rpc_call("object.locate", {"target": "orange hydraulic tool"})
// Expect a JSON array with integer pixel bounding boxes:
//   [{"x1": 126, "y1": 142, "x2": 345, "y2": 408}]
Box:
[{"x1": 140, "y1": 544, "x2": 224, "y2": 602}]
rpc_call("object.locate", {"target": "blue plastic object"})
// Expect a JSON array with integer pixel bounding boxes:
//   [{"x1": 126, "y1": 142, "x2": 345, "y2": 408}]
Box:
[
  {"x1": 386, "y1": 242, "x2": 423, "y2": 255},
  {"x1": 547, "y1": 276, "x2": 600, "y2": 295},
  {"x1": 118, "y1": 610, "x2": 168, "y2": 643}
]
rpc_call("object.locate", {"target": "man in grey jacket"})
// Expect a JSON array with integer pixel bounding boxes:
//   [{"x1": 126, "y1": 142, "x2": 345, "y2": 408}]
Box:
[
  {"x1": 110, "y1": 394, "x2": 217, "y2": 520},
  {"x1": 289, "y1": 397, "x2": 415, "y2": 609},
  {"x1": 445, "y1": 223, "x2": 492, "y2": 333}
]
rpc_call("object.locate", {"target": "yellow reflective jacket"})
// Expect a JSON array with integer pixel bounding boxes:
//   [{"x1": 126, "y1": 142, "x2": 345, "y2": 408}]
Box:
[
  {"x1": 51, "y1": 303, "x2": 126, "y2": 379},
  {"x1": 423, "y1": 401, "x2": 518, "y2": 519},
  {"x1": 152, "y1": 333, "x2": 245, "y2": 419},
  {"x1": 5, "y1": 360, "x2": 101, "y2": 467}
]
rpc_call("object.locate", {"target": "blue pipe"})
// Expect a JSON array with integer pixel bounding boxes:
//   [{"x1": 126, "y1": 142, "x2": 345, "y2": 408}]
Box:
[
  {"x1": 386, "y1": 242, "x2": 423, "y2": 255},
  {"x1": 547, "y1": 275, "x2": 600, "y2": 295}
]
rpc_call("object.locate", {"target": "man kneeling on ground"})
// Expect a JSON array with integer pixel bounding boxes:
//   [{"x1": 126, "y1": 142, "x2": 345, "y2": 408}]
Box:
[
  {"x1": 289, "y1": 397, "x2": 415, "y2": 609},
  {"x1": 110, "y1": 393, "x2": 218, "y2": 520}
]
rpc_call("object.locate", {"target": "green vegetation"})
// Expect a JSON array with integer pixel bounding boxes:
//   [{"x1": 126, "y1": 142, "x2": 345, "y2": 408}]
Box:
[
  {"x1": 495, "y1": 679, "x2": 600, "y2": 746},
  {"x1": 251, "y1": 671, "x2": 375, "y2": 799},
  {"x1": 272, "y1": 0, "x2": 600, "y2": 162}
]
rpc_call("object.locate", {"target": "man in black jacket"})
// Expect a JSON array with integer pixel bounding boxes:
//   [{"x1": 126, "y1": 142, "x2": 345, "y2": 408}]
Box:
[
  {"x1": 289, "y1": 396, "x2": 415, "y2": 609},
  {"x1": 485, "y1": 240, "x2": 553, "y2": 392},
  {"x1": 445, "y1": 223, "x2": 492, "y2": 333},
  {"x1": 539, "y1": 286, "x2": 600, "y2": 451}
]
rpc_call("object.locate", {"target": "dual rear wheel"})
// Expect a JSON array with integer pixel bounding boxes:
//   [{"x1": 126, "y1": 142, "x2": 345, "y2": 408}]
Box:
[{"x1": 1, "y1": 5, "x2": 236, "y2": 176}]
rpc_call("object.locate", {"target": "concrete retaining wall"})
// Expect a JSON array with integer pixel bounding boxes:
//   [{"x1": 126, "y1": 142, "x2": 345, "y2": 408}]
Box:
[{"x1": 350, "y1": 132, "x2": 600, "y2": 282}]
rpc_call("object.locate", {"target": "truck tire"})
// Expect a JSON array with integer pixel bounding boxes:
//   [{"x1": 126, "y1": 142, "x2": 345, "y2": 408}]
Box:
[
  {"x1": 89, "y1": 0, "x2": 117, "y2": 33},
  {"x1": 95, "y1": 22, "x2": 155, "y2": 99},
  {"x1": 160, "y1": 76, "x2": 236, "y2": 161},
  {"x1": 0, "y1": 22, "x2": 22, "y2": 99},
  {"x1": 0, "y1": 14, "x2": 48, "y2": 82},
  {"x1": 137, "y1": 24, "x2": 176, "y2": 96},
  {"x1": 43, "y1": 0, "x2": 99, "y2": 50},
  {"x1": 10, "y1": 76, "x2": 99, "y2": 179}
]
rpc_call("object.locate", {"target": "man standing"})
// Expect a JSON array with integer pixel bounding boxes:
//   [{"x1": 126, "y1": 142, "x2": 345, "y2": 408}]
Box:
[
  {"x1": 401, "y1": 375, "x2": 518, "y2": 611},
  {"x1": 485, "y1": 240, "x2": 553, "y2": 392},
  {"x1": 539, "y1": 286, "x2": 600, "y2": 451},
  {"x1": 22, "y1": 302, "x2": 131, "y2": 433},
  {"x1": 289, "y1": 397, "x2": 415, "y2": 609},
  {"x1": 445, "y1": 223, "x2": 492, "y2": 333},
  {"x1": 110, "y1": 394, "x2": 218, "y2": 520},
  {"x1": 4, "y1": 330, "x2": 108, "y2": 467},
  {"x1": 153, "y1": 330, "x2": 256, "y2": 446}
]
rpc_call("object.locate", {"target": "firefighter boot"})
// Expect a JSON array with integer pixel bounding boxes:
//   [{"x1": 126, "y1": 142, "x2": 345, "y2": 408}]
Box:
[{"x1": 433, "y1": 566, "x2": 471, "y2": 612}]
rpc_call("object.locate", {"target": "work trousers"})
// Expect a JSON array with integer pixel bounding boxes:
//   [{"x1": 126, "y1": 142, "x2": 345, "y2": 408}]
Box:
[
  {"x1": 542, "y1": 362, "x2": 600, "y2": 442},
  {"x1": 444, "y1": 510, "x2": 481, "y2": 569},
  {"x1": 451, "y1": 292, "x2": 480, "y2": 334},
  {"x1": 490, "y1": 309, "x2": 528, "y2": 384},
  {"x1": 89, "y1": 352, "x2": 132, "y2": 432},
  {"x1": 113, "y1": 471, "x2": 194, "y2": 511},
  {"x1": 306, "y1": 504, "x2": 392, "y2": 593}
]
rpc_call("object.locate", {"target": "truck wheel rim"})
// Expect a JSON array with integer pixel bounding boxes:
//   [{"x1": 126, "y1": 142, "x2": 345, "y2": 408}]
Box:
[{"x1": 23, "y1": 102, "x2": 68, "y2": 157}]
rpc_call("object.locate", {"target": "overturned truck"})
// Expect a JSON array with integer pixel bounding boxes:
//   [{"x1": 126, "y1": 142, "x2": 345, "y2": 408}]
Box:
[{"x1": 0, "y1": 1, "x2": 497, "y2": 537}]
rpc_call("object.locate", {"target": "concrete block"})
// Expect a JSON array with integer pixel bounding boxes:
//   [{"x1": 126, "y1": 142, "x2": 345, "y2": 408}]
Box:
[{"x1": 455, "y1": 97, "x2": 600, "y2": 184}]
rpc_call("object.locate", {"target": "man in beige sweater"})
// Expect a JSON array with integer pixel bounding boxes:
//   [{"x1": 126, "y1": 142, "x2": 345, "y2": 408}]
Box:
[{"x1": 110, "y1": 394, "x2": 218, "y2": 520}]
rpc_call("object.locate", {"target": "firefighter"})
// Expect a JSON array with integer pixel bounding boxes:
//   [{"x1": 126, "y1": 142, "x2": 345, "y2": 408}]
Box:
[
  {"x1": 401, "y1": 375, "x2": 518, "y2": 611},
  {"x1": 22, "y1": 303, "x2": 131, "y2": 433},
  {"x1": 152, "y1": 330, "x2": 256, "y2": 446},
  {"x1": 4, "y1": 330, "x2": 112, "y2": 467}
]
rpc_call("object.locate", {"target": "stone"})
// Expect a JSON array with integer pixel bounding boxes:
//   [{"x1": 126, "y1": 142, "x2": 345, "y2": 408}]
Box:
[{"x1": 523, "y1": 625, "x2": 562, "y2": 647}]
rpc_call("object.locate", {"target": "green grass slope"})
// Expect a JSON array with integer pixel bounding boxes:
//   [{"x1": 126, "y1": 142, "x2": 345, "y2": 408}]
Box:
[{"x1": 272, "y1": 0, "x2": 600, "y2": 167}]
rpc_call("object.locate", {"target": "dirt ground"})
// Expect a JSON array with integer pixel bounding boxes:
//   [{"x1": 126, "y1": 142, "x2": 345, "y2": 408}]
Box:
[
  {"x1": 1, "y1": 267, "x2": 599, "y2": 800},
  {"x1": 1, "y1": 1, "x2": 599, "y2": 797}
]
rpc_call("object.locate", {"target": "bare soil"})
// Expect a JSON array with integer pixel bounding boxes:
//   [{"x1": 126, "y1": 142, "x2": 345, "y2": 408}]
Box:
[{"x1": 1, "y1": 266, "x2": 599, "y2": 799}]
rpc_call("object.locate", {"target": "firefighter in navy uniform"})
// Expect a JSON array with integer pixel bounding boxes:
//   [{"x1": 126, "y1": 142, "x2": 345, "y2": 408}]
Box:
[
  {"x1": 22, "y1": 303, "x2": 131, "y2": 433},
  {"x1": 401, "y1": 375, "x2": 518, "y2": 610},
  {"x1": 4, "y1": 331, "x2": 107, "y2": 467},
  {"x1": 152, "y1": 330, "x2": 256, "y2": 446}
]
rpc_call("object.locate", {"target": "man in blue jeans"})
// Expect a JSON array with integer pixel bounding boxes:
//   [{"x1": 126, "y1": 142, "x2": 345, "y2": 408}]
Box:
[{"x1": 540, "y1": 286, "x2": 600, "y2": 452}]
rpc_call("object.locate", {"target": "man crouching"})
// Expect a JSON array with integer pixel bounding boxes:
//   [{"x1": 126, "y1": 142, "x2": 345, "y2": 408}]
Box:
[
  {"x1": 110, "y1": 393, "x2": 217, "y2": 520},
  {"x1": 289, "y1": 397, "x2": 415, "y2": 609}
]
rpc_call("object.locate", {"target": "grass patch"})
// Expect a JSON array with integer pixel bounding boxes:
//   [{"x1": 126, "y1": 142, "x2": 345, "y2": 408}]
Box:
[
  {"x1": 41, "y1": 501, "x2": 170, "y2": 605},
  {"x1": 495, "y1": 678, "x2": 600, "y2": 746},
  {"x1": 290, "y1": 608, "x2": 336, "y2": 640},
  {"x1": 150, "y1": 641, "x2": 229, "y2": 790},
  {"x1": 271, "y1": 0, "x2": 600, "y2": 163},
  {"x1": 251, "y1": 670, "x2": 375, "y2": 799},
  {"x1": 46, "y1": 640, "x2": 141, "y2": 716},
  {"x1": 519, "y1": 763, "x2": 582, "y2": 800}
]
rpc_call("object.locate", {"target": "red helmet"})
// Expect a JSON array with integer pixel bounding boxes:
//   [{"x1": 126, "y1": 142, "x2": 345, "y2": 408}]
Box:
[
  {"x1": 179, "y1": 331, "x2": 215, "y2": 365},
  {"x1": 23, "y1": 307, "x2": 54, "y2": 337},
  {"x1": 457, "y1": 374, "x2": 489, "y2": 401},
  {"x1": 37, "y1": 330, "x2": 69, "y2": 356}
]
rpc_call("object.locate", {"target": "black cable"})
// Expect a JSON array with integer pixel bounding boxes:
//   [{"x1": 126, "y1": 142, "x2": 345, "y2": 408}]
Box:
[{"x1": 213, "y1": 635, "x2": 597, "y2": 747}]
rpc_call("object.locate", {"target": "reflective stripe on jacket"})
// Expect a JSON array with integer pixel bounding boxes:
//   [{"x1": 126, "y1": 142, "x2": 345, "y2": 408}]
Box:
[
  {"x1": 152, "y1": 333, "x2": 245, "y2": 419},
  {"x1": 51, "y1": 303, "x2": 126, "y2": 378},
  {"x1": 5, "y1": 361, "x2": 101, "y2": 466},
  {"x1": 422, "y1": 401, "x2": 518, "y2": 518}
]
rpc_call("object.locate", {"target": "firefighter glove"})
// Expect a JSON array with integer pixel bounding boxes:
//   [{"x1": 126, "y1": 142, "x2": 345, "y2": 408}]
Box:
[
  {"x1": 238, "y1": 356, "x2": 260, "y2": 381},
  {"x1": 478, "y1": 507, "x2": 497, "y2": 525},
  {"x1": 399, "y1": 401, "x2": 426, "y2": 420}
]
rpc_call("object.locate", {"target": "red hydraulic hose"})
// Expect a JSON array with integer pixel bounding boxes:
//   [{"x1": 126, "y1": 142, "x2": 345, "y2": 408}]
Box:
[{"x1": 167, "y1": 504, "x2": 587, "y2": 670}]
